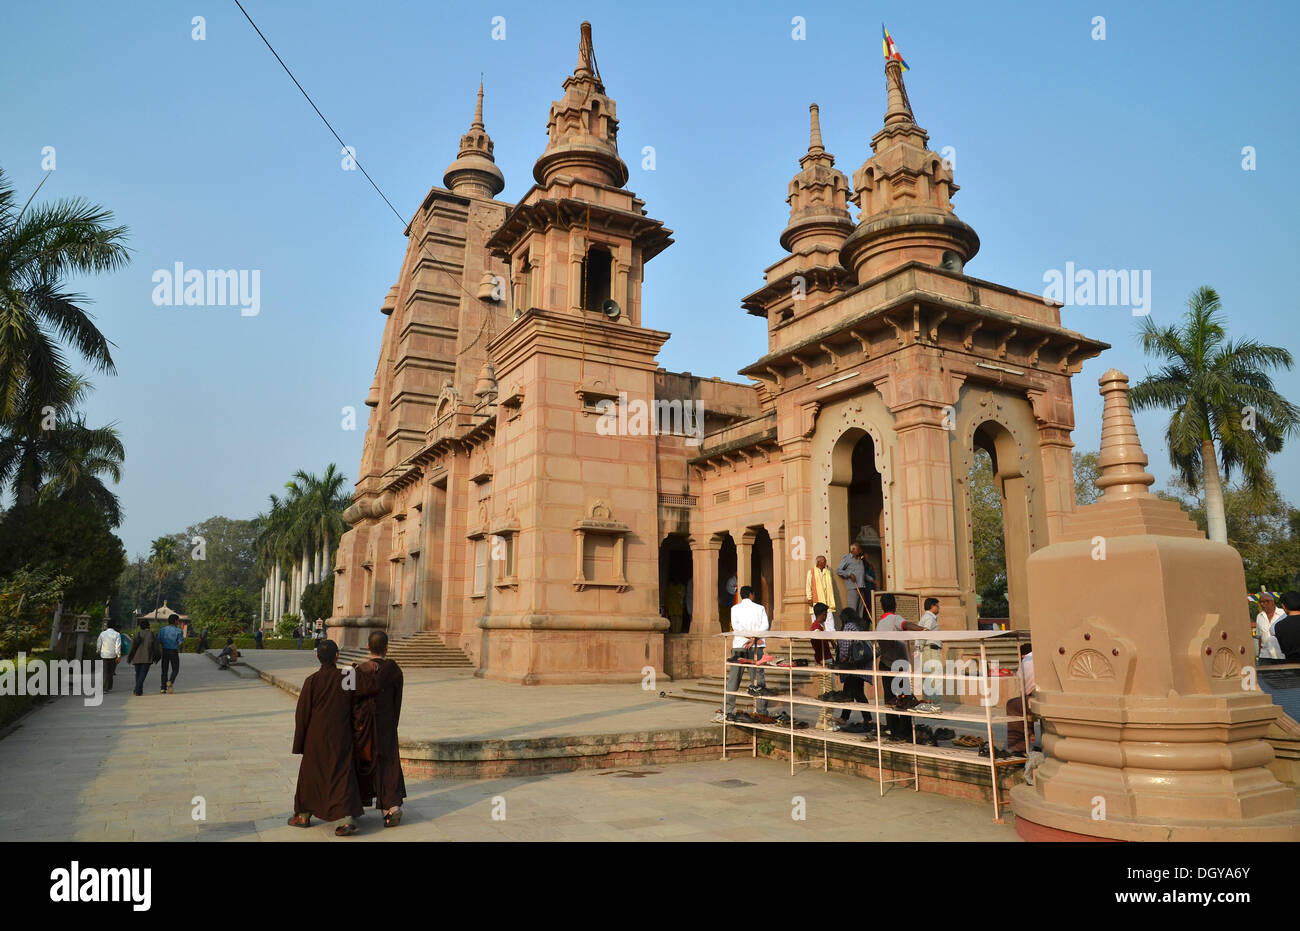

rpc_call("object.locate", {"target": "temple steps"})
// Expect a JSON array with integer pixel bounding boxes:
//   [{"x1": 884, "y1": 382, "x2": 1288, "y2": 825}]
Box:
[{"x1": 338, "y1": 631, "x2": 474, "y2": 668}]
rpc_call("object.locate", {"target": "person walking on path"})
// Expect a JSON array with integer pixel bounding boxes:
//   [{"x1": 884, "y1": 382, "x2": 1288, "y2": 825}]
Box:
[
  {"x1": 254, "y1": 628, "x2": 264, "y2": 650},
  {"x1": 196, "y1": 628, "x2": 209, "y2": 655},
  {"x1": 126, "y1": 620, "x2": 161, "y2": 696},
  {"x1": 95, "y1": 620, "x2": 123, "y2": 693},
  {"x1": 295, "y1": 623, "x2": 304, "y2": 650},
  {"x1": 156, "y1": 616, "x2": 184, "y2": 693},
  {"x1": 288, "y1": 640, "x2": 364, "y2": 836},
  {"x1": 352, "y1": 631, "x2": 407, "y2": 828}
]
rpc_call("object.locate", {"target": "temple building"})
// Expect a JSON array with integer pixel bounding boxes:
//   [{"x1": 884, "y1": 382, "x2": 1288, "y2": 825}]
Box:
[{"x1": 330, "y1": 22, "x2": 1107, "y2": 684}]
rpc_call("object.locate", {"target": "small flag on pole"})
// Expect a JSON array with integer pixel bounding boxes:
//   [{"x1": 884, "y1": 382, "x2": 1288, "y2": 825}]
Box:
[{"x1": 882, "y1": 24, "x2": 908, "y2": 70}]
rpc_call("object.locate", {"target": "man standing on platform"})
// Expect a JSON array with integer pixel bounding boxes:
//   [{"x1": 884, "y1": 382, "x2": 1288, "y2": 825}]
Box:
[
  {"x1": 353, "y1": 631, "x2": 407, "y2": 828},
  {"x1": 716, "y1": 585, "x2": 775, "y2": 722},
  {"x1": 836, "y1": 544, "x2": 872, "y2": 622},
  {"x1": 805, "y1": 556, "x2": 838, "y2": 659},
  {"x1": 288, "y1": 640, "x2": 363, "y2": 836}
]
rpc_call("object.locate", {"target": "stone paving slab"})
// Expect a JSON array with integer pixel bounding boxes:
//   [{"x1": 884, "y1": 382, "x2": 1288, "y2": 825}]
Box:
[
  {"x1": 0, "y1": 649, "x2": 1019, "y2": 842},
  {"x1": 230, "y1": 650, "x2": 718, "y2": 743}
]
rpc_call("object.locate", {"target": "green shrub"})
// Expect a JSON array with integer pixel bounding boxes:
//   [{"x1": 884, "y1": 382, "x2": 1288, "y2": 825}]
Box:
[{"x1": 0, "y1": 651, "x2": 56, "y2": 729}]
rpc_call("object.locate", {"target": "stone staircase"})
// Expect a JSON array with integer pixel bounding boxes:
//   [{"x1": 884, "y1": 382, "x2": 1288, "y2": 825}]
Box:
[
  {"x1": 338, "y1": 631, "x2": 474, "y2": 669},
  {"x1": 665, "y1": 639, "x2": 824, "y2": 708}
]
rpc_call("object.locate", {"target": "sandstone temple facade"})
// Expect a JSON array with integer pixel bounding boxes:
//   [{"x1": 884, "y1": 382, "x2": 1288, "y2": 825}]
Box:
[{"x1": 330, "y1": 23, "x2": 1107, "y2": 684}]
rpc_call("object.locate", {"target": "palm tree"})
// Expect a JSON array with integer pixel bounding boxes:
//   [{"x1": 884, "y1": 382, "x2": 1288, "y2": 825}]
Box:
[
  {"x1": 253, "y1": 466, "x2": 350, "y2": 622},
  {"x1": 0, "y1": 165, "x2": 129, "y2": 424},
  {"x1": 290, "y1": 464, "x2": 349, "y2": 581},
  {"x1": 1130, "y1": 286, "x2": 1300, "y2": 543},
  {"x1": 255, "y1": 493, "x2": 294, "y2": 622},
  {"x1": 0, "y1": 374, "x2": 124, "y2": 526},
  {"x1": 148, "y1": 536, "x2": 181, "y2": 614}
]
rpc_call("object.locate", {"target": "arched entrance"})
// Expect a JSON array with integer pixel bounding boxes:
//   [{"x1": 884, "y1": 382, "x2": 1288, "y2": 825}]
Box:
[
  {"x1": 717, "y1": 532, "x2": 737, "y2": 632},
  {"x1": 828, "y1": 429, "x2": 887, "y2": 588},
  {"x1": 659, "y1": 533, "x2": 692, "y2": 633},
  {"x1": 972, "y1": 420, "x2": 1030, "y2": 629}
]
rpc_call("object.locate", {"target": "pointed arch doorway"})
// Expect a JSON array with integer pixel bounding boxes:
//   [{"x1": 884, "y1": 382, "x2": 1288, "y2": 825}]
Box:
[{"x1": 828, "y1": 428, "x2": 887, "y2": 591}]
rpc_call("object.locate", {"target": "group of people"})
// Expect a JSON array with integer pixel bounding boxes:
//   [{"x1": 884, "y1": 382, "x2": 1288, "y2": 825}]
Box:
[
  {"x1": 1255, "y1": 591, "x2": 1300, "y2": 663},
  {"x1": 95, "y1": 616, "x2": 185, "y2": 695},
  {"x1": 95, "y1": 616, "x2": 248, "y2": 693},
  {"x1": 719, "y1": 545, "x2": 1040, "y2": 755},
  {"x1": 289, "y1": 631, "x2": 406, "y2": 836}
]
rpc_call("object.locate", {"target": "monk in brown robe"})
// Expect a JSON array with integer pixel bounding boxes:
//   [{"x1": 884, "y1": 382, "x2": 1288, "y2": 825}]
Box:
[
  {"x1": 288, "y1": 640, "x2": 363, "y2": 836},
  {"x1": 352, "y1": 630, "x2": 406, "y2": 828}
]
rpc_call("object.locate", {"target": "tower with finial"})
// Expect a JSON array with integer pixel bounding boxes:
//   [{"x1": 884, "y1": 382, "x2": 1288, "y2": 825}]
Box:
[
  {"x1": 443, "y1": 82, "x2": 506, "y2": 198},
  {"x1": 741, "y1": 42, "x2": 1107, "y2": 632},
  {"x1": 840, "y1": 58, "x2": 979, "y2": 282},
  {"x1": 742, "y1": 103, "x2": 854, "y2": 350},
  {"x1": 488, "y1": 21, "x2": 670, "y2": 325},
  {"x1": 1012, "y1": 369, "x2": 1300, "y2": 841},
  {"x1": 477, "y1": 21, "x2": 674, "y2": 684}
]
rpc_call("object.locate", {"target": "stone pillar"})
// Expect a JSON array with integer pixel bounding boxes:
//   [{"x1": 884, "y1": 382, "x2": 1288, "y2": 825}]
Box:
[
  {"x1": 1028, "y1": 386, "x2": 1079, "y2": 544},
  {"x1": 890, "y1": 403, "x2": 960, "y2": 595},
  {"x1": 772, "y1": 524, "x2": 786, "y2": 629},
  {"x1": 690, "y1": 535, "x2": 722, "y2": 677},
  {"x1": 735, "y1": 534, "x2": 752, "y2": 596},
  {"x1": 1011, "y1": 370, "x2": 1300, "y2": 841}
]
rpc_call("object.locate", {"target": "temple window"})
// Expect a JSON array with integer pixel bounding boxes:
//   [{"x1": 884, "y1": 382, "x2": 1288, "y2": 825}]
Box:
[{"x1": 581, "y1": 246, "x2": 613, "y2": 311}]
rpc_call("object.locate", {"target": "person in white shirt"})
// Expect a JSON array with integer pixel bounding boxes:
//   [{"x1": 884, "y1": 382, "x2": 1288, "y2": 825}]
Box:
[
  {"x1": 913, "y1": 597, "x2": 942, "y2": 700},
  {"x1": 721, "y1": 586, "x2": 774, "y2": 718},
  {"x1": 1007, "y1": 646, "x2": 1036, "y2": 753},
  {"x1": 96, "y1": 620, "x2": 123, "y2": 693},
  {"x1": 1256, "y1": 593, "x2": 1286, "y2": 664}
]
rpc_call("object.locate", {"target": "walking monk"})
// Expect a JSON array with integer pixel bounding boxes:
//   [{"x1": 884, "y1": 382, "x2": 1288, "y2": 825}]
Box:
[
  {"x1": 288, "y1": 640, "x2": 363, "y2": 836},
  {"x1": 353, "y1": 630, "x2": 407, "y2": 828}
]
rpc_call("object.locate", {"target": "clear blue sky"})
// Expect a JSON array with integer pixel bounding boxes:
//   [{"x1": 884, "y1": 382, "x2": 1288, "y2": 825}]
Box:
[{"x1": 1, "y1": 0, "x2": 1296, "y2": 558}]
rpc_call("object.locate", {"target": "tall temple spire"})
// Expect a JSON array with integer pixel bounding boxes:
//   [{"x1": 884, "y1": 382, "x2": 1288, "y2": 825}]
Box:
[
  {"x1": 807, "y1": 103, "x2": 825, "y2": 155},
  {"x1": 883, "y1": 59, "x2": 915, "y2": 125},
  {"x1": 443, "y1": 82, "x2": 505, "y2": 198},
  {"x1": 779, "y1": 103, "x2": 852, "y2": 252},
  {"x1": 533, "y1": 21, "x2": 628, "y2": 187},
  {"x1": 838, "y1": 57, "x2": 979, "y2": 282}
]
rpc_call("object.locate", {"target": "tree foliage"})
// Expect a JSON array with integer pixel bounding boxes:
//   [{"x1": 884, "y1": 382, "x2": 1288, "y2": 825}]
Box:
[
  {"x1": 1157, "y1": 470, "x2": 1300, "y2": 594},
  {"x1": 0, "y1": 498, "x2": 125, "y2": 608},
  {"x1": 1130, "y1": 286, "x2": 1300, "y2": 542},
  {"x1": 0, "y1": 565, "x2": 70, "y2": 656},
  {"x1": 187, "y1": 586, "x2": 257, "y2": 638},
  {"x1": 1073, "y1": 450, "x2": 1101, "y2": 506},
  {"x1": 299, "y1": 575, "x2": 334, "y2": 623}
]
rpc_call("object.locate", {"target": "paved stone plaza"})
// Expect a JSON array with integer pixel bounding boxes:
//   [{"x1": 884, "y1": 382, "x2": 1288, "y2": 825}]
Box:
[{"x1": 0, "y1": 653, "x2": 1018, "y2": 841}]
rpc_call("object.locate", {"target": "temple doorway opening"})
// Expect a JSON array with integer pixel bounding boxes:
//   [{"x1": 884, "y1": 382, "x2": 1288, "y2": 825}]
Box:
[
  {"x1": 717, "y1": 533, "x2": 737, "y2": 631},
  {"x1": 970, "y1": 421, "x2": 1029, "y2": 626},
  {"x1": 828, "y1": 428, "x2": 886, "y2": 588},
  {"x1": 748, "y1": 526, "x2": 774, "y2": 618},
  {"x1": 659, "y1": 533, "x2": 693, "y2": 632}
]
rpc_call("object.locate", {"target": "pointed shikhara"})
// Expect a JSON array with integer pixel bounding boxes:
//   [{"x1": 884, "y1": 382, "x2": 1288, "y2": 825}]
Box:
[{"x1": 1011, "y1": 370, "x2": 1300, "y2": 841}]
